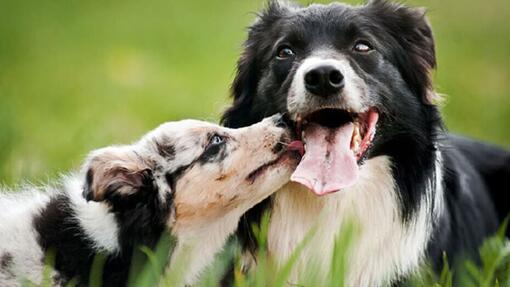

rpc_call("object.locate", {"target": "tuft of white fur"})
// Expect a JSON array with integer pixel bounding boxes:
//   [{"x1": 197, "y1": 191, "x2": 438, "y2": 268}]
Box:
[{"x1": 66, "y1": 176, "x2": 120, "y2": 253}]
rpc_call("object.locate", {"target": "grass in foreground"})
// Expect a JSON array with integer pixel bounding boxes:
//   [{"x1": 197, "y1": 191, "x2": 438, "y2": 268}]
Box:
[{"x1": 25, "y1": 215, "x2": 510, "y2": 287}]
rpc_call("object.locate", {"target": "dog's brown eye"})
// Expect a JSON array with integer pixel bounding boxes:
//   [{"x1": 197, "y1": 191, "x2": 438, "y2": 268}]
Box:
[
  {"x1": 276, "y1": 46, "x2": 295, "y2": 59},
  {"x1": 353, "y1": 40, "x2": 373, "y2": 53}
]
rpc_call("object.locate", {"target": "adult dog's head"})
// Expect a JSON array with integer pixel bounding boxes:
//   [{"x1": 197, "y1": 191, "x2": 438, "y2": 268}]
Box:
[{"x1": 222, "y1": 0, "x2": 441, "y2": 207}]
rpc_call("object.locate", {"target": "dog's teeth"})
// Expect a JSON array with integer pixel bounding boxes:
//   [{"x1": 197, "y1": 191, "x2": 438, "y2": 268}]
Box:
[
  {"x1": 353, "y1": 142, "x2": 360, "y2": 153},
  {"x1": 302, "y1": 131, "x2": 305, "y2": 139},
  {"x1": 354, "y1": 125, "x2": 361, "y2": 138},
  {"x1": 351, "y1": 126, "x2": 362, "y2": 152}
]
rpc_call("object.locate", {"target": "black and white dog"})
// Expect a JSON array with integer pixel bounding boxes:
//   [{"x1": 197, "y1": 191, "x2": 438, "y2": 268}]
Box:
[
  {"x1": 221, "y1": 0, "x2": 510, "y2": 285},
  {"x1": 0, "y1": 115, "x2": 298, "y2": 286}
]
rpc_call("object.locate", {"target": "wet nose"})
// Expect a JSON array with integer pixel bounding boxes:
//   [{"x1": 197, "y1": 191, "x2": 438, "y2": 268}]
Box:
[{"x1": 304, "y1": 65, "x2": 344, "y2": 97}]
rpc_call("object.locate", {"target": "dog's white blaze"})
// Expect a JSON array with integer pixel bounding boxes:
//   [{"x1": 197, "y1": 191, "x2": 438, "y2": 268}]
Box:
[
  {"x1": 288, "y1": 53, "x2": 367, "y2": 116},
  {"x1": 66, "y1": 176, "x2": 120, "y2": 253},
  {"x1": 268, "y1": 155, "x2": 442, "y2": 286},
  {"x1": 0, "y1": 187, "x2": 50, "y2": 284}
]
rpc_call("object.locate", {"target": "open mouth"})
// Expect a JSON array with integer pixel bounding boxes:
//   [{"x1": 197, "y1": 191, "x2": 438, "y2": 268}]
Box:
[
  {"x1": 295, "y1": 108, "x2": 379, "y2": 160},
  {"x1": 288, "y1": 108, "x2": 379, "y2": 195}
]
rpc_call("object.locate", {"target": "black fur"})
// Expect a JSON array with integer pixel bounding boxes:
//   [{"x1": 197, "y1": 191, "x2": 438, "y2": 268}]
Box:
[
  {"x1": 221, "y1": 0, "x2": 510, "y2": 283},
  {"x1": 0, "y1": 252, "x2": 14, "y2": 280},
  {"x1": 34, "y1": 194, "x2": 102, "y2": 285}
]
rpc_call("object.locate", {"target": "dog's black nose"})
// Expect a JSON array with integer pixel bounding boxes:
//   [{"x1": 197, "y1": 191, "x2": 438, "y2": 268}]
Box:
[{"x1": 304, "y1": 65, "x2": 344, "y2": 97}]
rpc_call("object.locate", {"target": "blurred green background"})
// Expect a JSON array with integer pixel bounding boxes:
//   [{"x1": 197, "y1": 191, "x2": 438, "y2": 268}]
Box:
[{"x1": 0, "y1": 0, "x2": 509, "y2": 185}]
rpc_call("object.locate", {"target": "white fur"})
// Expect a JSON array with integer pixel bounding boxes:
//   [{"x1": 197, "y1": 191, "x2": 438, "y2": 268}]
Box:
[{"x1": 267, "y1": 154, "x2": 444, "y2": 286}]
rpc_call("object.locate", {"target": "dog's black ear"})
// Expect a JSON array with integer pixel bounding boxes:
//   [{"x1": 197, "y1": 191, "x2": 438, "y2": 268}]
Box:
[
  {"x1": 82, "y1": 147, "x2": 154, "y2": 202},
  {"x1": 367, "y1": 0, "x2": 438, "y2": 104},
  {"x1": 221, "y1": 1, "x2": 296, "y2": 128}
]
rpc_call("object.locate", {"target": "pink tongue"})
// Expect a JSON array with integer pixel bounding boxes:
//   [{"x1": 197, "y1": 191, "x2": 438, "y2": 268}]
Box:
[{"x1": 291, "y1": 123, "x2": 359, "y2": 195}]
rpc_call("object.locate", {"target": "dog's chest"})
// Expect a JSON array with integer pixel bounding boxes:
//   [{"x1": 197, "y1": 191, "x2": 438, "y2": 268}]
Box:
[{"x1": 267, "y1": 156, "x2": 431, "y2": 286}]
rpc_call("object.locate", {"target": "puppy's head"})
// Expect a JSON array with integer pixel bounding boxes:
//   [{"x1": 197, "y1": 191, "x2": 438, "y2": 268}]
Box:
[
  {"x1": 222, "y1": 0, "x2": 440, "y2": 196},
  {"x1": 82, "y1": 115, "x2": 298, "y2": 232}
]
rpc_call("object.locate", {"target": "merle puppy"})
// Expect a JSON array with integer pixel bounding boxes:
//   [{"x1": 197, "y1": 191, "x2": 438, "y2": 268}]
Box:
[
  {"x1": 221, "y1": 0, "x2": 510, "y2": 285},
  {"x1": 0, "y1": 115, "x2": 298, "y2": 286}
]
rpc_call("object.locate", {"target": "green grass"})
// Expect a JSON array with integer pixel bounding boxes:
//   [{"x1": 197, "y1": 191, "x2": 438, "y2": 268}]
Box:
[
  {"x1": 27, "y1": 215, "x2": 510, "y2": 286},
  {"x1": 0, "y1": 0, "x2": 509, "y2": 185}
]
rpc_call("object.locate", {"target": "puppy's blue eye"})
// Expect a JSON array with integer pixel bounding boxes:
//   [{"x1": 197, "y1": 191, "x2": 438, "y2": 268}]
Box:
[
  {"x1": 200, "y1": 134, "x2": 226, "y2": 162},
  {"x1": 209, "y1": 135, "x2": 224, "y2": 146},
  {"x1": 277, "y1": 46, "x2": 295, "y2": 59},
  {"x1": 353, "y1": 40, "x2": 373, "y2": 53}
]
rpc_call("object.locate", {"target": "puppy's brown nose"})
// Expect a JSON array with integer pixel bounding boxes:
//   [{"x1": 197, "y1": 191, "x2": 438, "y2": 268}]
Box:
[{"x1": 304, "y1": 65, "x2": 344, "y2": 97}]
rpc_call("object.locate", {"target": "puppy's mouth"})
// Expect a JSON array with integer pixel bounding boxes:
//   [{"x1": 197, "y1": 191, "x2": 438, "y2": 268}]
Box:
[
  {"x1": 246, "y1": 150, "x2": 297, "y2": 184},
  {"x1": 287, "y1": 108, "x2": 379, "y2": 195}
]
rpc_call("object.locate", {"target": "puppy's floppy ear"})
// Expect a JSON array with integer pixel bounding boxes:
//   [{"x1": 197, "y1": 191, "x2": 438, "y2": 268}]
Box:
[
  {"x1": 221, "y1": 0, "x2": 298, "y2": 128},
  {"x1": 367, "y1": 0, "x2": 438, "y2": 104},
  {"x1": 82, "y1": 146, "x2": 154, "y2": 202}
]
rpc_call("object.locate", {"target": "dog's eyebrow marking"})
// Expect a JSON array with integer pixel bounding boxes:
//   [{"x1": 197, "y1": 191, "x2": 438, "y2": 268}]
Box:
[
  {"x1": 0, "y1": 253, "x2": 13, "y2": 270},
  {"x1": 154, "y1": 140, "x2": 176, "y2": 160}
]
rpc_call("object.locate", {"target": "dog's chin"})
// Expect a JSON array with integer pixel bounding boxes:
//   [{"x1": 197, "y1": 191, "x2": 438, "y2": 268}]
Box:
[{"x1": 287, "y1": 107, "x2": 379, "y2": 196}]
